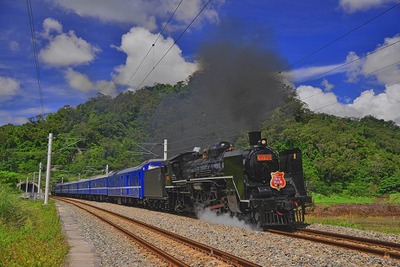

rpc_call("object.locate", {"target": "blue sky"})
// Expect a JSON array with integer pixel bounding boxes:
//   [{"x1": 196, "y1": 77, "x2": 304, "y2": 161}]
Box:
[{"x1": 0, "y1": 0, "x2": 399, "y2": 126}]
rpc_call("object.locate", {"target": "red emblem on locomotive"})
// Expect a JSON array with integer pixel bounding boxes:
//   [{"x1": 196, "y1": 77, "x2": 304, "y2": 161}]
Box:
[{"x1": 270, "y1": 171, "x2": 286, "y2": 190}]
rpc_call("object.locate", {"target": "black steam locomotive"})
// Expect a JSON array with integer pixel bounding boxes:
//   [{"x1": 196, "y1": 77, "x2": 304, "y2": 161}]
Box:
[
  {"x1": 155, "y1": 131, "x2": 311, "y2": 227},
  {"x1": 54, "y1": 131, "x2": 311, "y2": 228}
]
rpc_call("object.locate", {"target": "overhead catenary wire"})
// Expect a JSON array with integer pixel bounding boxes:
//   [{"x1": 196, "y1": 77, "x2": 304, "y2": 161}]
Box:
[
  {"x1": 309, "y1": 78, "x2": 400, "y2": 113},
  {"x1": 299, "y1": 58, "x2": 400, "y2": 102},
  {"x1": 387, "y1": 80, "x2": 400, "y2": 87},
  {"x1": 300, "y1": 60, "x2": 400, "y2": 113},
  {"x1": 279, "y1": 2, "x2": 400, "y2": 73},
  {"x1": 136, "y1": 0, "x2": 212, "y2": 89},
  {"x1": 132, "y1": 1, "x2": 396, "y2": 150},
  {"x1": 26, "y1": 0, "x2": 45, "y2": 118},
  {"x1": 208, "y1": 2, "x2": 400, "y2": 118},
  {"x1": 297, "y1": 39, "x2": 400, "y2": 85},
  {"x1": 122, "y1": 0, "x2": 183, "y2": 91},
  {"x1": 163, "y1": 54, "x2": 400, "y2": 151},
  {"x1": 147, "y1": 1, "x2": 399, "y2": 153},
  {"x1": 167, "y1": 2, "x2": 399, "y2": 139},
  {"x1": 166, "y1": 107, "x2": 279, "y2": 153},
  {"x1": 167, "y1": 46, "x2": 400, "y2": 150}
]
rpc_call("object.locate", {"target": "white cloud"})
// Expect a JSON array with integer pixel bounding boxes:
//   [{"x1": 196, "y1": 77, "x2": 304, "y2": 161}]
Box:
[
  {"x1": 49, "y1": 0, "x2": 223, "y2": 31},
  {"x1": 42, "y1": 17, "x2": 63, "y2": 38},
  {"x1": 65, "y1": 68, "x2": 116, "y2": 95},
  {"x1": 349, "y1": 84, "x2": 400, "y2": 123},
  {"x1": 284, "y1": 63, "x2": 345, "y2": 83},
  {"x1": 321, "y1": 79, "x2": 334, "y2": 91},
  {"x1": 0, "y1": 106, "x2": 52, "y2": 126},
  {"x1": 0, "y1": 77, "x2": 20, "y2": 100},
  {"x1": 296, "y1": 83, "x2": 400, "y2": 125},
  {"x1": 339, "y1": 0, "x2": 398, "y2": 13},
  {"x1": 362, "y1": 35, "x2": 400, "y2": 84},
  {"x1": 345, "y1": 51, "x2": 363, "y2": 82},
  {"x1": 39, "y1": 18, "x2": 100, "y2": 67},
  {"x1": 289, "y1": 35, "x2": 400, "y2": 85},
  {"x1": 113, "y1": 27, "x2": 198, "y2": 89},
  {"x1": 296, "y1": 85, "x2": 342, "y2": 112},
  {"x1": 343, "y1": 34, "x2": 400, "y2": 85},
  {"x1": 0, "y1": 111, "x2": 28, "y2": 126},
  {"x1": 65, "y1": 68, "x2": 93, "y2": 92},
  {"x1": 294, "y1": 34, "x2": 400, "y2": 125}
]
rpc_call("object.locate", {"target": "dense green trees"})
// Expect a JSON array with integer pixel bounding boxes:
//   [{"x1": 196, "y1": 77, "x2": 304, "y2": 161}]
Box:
[
  {"x1": 0, "y1": 82, "x2": 399, "y2": 197},
  {"x1": 262, "y1": 95, "x2": 400, "y2": 196}
]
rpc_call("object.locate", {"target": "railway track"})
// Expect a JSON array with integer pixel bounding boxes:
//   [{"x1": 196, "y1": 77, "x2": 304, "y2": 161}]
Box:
[
  {"x1": 54, "y1": 197, "x2": 261, "y2": 267},
  {"x1": 267, "y1": 228, "x2": 400, "y2": 260}
]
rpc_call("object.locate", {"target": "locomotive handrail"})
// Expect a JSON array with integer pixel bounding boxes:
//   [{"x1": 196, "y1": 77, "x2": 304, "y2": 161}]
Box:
[{"x1": 172, "y1": 176, "x2": 234, "y2": 183}]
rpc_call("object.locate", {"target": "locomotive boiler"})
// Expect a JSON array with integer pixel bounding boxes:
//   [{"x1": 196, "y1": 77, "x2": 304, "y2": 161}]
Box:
[{"x1": 164, "y1": 131, "x2": 311, "y2": 227}]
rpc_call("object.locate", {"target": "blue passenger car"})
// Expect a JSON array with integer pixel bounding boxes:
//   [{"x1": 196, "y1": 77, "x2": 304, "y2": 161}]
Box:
[
  {"x1": 69, "y1": 182, "x2": 78, "y2": 195},
  {"x1": 78, "y1": 180, "x2": 90, "y2": 195},
  {"x1": 108, "y1": 159, "x2": 163, "y2": 199},
  {"x1": 61, "y1": 183, "x2": 69, "y2": 194},
  {"x1": 53, "y1": 159, "x2": 164, "y2": 202},
  {"x1": 90, "y1": 175, "x2": 109, "y2": 196}
]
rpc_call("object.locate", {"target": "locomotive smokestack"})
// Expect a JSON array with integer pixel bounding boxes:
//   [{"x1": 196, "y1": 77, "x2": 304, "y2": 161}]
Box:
[{"x1": 248, "y1": 131, "x2": 261, "y2": 146}]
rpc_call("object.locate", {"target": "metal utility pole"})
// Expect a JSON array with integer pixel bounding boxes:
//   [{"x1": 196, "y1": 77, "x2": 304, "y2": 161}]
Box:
[
  {"x1": 164, "y1": 139, "x2": 168, "y2": 160},
  {"x1": 37, "y1": 162, "x2": 42, "y2": 198},
  {"x1": 44, "y1": 133, "x2": 53, "y2": 205},
  {"x1": 32, "y1": 172, "x2": 36, "y2": 200}
]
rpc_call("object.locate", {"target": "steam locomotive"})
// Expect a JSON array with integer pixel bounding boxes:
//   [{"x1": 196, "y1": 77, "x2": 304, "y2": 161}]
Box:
[{"x1": 53, "y1": 131, "x2": 311, "y2": 228}]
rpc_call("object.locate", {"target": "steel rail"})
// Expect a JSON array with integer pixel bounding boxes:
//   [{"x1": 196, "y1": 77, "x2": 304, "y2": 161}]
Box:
[
  {"x1": 55, "y1": 197, "x2": 261, "y2": 267},
  {"x1": 55, "y1": 197, "x2": 188, "y2": 267},
  {"x1": 268, "y1": 228, "x2": 400, "y2": 260},
  {"x1": 298, "y1": 228, "x2": 400, "y2": 250}
]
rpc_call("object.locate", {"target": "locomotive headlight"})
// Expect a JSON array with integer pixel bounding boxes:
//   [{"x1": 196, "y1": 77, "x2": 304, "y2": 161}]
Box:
[{"x1": 261, "y1": 138, "x2": 267, "y2": 145}]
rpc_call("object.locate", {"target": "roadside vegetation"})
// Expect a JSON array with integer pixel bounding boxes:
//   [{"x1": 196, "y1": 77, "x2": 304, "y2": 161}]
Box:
[
  {"x1": 311, "y1": 193, "x2": 400, "y2": 205},
  {"x1": 306, "y1": 193, "x2": 400, "y2": 234},
  {"x1": 305, "y1": 215, "x2": 400, "y2": 234},
  {"x1": 0, "y1": 185, "x2": 68, "y2": 267}
]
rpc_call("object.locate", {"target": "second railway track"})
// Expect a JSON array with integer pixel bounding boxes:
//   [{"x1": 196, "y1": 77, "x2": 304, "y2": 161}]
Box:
[
  {"x1": 267, "y1": 228, "x2": 400, "y2": 260},
  {"x1": 54, "y1": 196, "x2": 261, "y2": 267}
]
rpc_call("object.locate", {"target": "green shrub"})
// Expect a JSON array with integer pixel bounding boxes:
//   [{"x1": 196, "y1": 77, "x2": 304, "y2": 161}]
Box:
[
  {"x1": 378, "y1": 173, "x2": 400, "y2": 195},
  {"x1": 0, "y1": 186, "x2": 28, "y2": 227},
  {"x1": 0, "y1": 186, "x2": 69, "y2": 266}
]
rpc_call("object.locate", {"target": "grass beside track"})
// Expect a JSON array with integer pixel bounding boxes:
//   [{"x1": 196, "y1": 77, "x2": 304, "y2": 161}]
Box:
[
  {"x1": 305, "y1": 215, "x2": 400, "y2": 234},
  {"x1": 311, "y1": 193, "x2": 400, "y2": 205},
  {"x1": 0, "y1": 187, "x2": 69, "y2": 267},
  {"x1": 306, "y1": 193, "x2": 400, "y2": 234}
]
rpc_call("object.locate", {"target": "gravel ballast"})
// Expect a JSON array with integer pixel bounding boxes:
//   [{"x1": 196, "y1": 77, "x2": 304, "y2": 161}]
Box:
[{"x1": 57, "y1": 200, "x2": 400, "y2": 267}]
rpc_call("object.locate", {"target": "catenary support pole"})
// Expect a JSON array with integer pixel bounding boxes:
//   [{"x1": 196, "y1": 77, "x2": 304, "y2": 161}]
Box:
[
  {"x1": 32, "y1": 172, "x2": 36, "y2": 200},
  {"x1": 37, "y1": 162, "x2": 42, "y2": 197},
  {"x1": 164, "y1": 139, "x2": 167, "y2": 160},
  {"x1": 44, "y1": 133, "x2": 53, "y2": 205}
]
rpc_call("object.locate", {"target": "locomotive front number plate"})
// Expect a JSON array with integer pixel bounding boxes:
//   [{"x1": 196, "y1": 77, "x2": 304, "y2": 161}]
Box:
[{"x1": 257, "y1": 154, "x2": 272, "y2": 161}]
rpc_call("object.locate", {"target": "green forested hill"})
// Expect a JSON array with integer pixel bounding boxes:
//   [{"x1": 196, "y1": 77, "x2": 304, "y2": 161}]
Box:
[
  {"x1": 262, "y1": 95, "x2": 400, "y2": 196},
  {"x1": 0, "y1": 83, "x2": 186, "y2": 184},
  {"x1": 0, "y1": 83, "x2": 399, "y2": 196}
]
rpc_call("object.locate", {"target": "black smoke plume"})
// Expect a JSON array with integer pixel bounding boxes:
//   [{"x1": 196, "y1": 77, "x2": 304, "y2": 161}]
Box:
[{"x1": 149, "y1": 39, "x2": 287, "y2": 157}]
